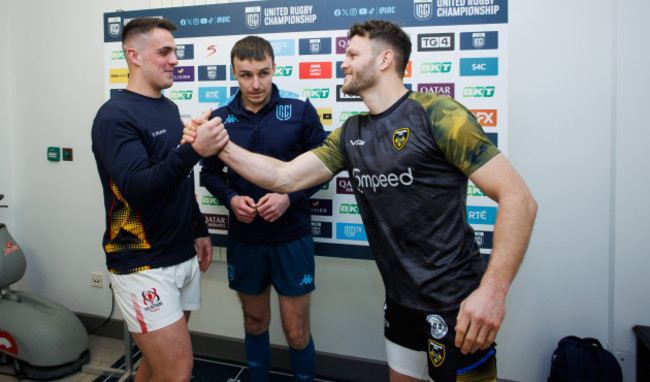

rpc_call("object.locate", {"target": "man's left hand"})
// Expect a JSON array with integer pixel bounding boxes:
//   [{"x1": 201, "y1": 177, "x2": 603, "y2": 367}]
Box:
[{"x1": 454, "y1": 285, "x2": 505, "y2": 354}]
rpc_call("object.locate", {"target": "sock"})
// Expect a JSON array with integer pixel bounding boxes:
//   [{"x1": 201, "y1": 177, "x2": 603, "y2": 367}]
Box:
[
  {"x1": 290, "y1": 335, "x2": 315, "y2": 382},
  {"x1": 245, "y1": 331, "x2": 270, "y2": 381}
]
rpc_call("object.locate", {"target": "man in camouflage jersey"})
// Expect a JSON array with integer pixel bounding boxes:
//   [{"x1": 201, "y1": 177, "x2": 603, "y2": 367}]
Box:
[{"x1": 184, "y1": 20, "x2": 537, "y2": 382}]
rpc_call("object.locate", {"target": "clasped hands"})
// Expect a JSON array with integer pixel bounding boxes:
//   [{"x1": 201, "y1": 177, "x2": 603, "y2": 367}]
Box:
[{"x1": 182, "y1": 110, "x2": 228, "y2": 156}]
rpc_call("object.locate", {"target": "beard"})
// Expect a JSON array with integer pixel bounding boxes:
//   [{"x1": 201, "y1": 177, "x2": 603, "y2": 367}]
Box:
[{"x1": 341, "y1": 65, "x2": 377, "y2": 96}]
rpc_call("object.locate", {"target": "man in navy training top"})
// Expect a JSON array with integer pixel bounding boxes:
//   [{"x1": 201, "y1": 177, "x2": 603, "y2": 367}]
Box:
[
  {"x1": 91, "y1": 17, "x2": 226, "y2": 382},
  {"x1": 198, "y1": 36, "x2": 325, "y2": 381}
]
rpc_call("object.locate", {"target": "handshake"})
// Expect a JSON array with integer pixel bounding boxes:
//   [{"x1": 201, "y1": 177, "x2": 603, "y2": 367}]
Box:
[{"x1": 181, "y1": 109, "x2": 229, "y2": 157}]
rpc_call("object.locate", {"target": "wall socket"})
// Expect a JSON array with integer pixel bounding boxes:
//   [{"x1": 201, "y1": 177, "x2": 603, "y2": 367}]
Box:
[{"x1": 91, "y1": 272, "x2": 103, "y2": 288}]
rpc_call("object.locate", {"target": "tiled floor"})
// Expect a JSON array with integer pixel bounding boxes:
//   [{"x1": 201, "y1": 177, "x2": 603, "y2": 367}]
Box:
[{"x1": 0, "y1": 335, "x2": 126, "y2": 382}]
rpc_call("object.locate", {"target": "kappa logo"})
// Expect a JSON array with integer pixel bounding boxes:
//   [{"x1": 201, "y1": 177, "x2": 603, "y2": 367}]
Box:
[
  {"x1": 276, "y1": 105, "x2": 292, "y2": 121},
  {"x1": 245, "y1": 6, "x2": 261, "y2": 29},
  {"x1": 228, "y1": 264, "x2": 235, "y2": 281},
  {"x1": 426, "y1": 314, "x2": 448, "y2": 339},
  {"x1": 299, "y1": 274, "x2": 314, "y2": 285},
  {"x1": 224, "y1": 114, "x2": 239, "y2": 124},
  {"x1": 428, "y1": 340, "x2": 445, "y2": 367},
  {"x1": 393, "y1": 128, "x2": 409, "y2": 150}
]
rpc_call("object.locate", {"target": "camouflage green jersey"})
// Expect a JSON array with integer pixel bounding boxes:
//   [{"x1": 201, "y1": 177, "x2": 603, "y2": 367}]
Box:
[{"x1": 312, "y1": 91, "x2": 500, "y2": 310}]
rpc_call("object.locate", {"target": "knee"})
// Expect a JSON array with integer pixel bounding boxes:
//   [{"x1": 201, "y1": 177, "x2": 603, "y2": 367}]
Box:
[
  {"x1": 243, "y1": 313, "x2": 270, "y2": 335},
  {"x1": 284, "y1": 327, "x2": 310, "y2": 350}
]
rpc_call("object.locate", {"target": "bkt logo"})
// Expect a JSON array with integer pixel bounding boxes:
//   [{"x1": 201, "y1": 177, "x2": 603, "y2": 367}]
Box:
[
  {"x1": 339, "y1": 111, "x2": 365, "y2": 122},
  {"x1": 466, "y1": 206, "x2": 497, "y2": 225},
  {"x1": 418, "y1": 33, "x2": 454, "y2": 51},
  {"x1": 462, "y1": 86, "x2": 495, "y2": 98},
  {"x1": 467, "y1": 184, "x2": 485, "y2": 197},
  {"x1": 339, "y1": 203, "x2": 359, "y2": 214},
  {"x1": 202, "y1": 195, "x2": 223, "y2": 206},
  {"x1": 460, "y1": 31, "x2": 498, "y2": 50},
  {"x1": 169, "y1": 90, "x2": 193, "y2": 100},
  {"x1": 470, "y1": 109, "x2": 497, "y2": 127},
  {"x1": 275, "y1": 66, "x2": 293, "y2": 77},
  {"x1": 302, "y1": 88, "x2": 330, "y2": 99},
  {"x1": 336, "y1": 223, "x2": 368, "y2": 241},
  {"x1": 460, "y1": 58, "x2": 498, "y2": 76},
  {"x1": 111, "y1": 50, "x2": 124, "y2": 60},
  {"x1": 421, "y1": 62, "x2": 452, "y2": 74},
  {"x1": 418, "y1": 83, "x2": 454, "y2": 98}
]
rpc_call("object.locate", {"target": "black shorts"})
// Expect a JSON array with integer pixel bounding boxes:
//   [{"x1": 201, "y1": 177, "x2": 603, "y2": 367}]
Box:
[{"x1": 384, "y1": 296, "x2": 497, "y2": 381}]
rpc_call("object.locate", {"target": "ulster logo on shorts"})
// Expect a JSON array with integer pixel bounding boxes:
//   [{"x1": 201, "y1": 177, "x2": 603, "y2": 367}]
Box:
[
  {"x1": 426, "y1": 314, "x2": 448, "y2": 339},
  {"x1": 393, "y1": 128, "x2": 409, "y2": 150},
  {"x1": 428, "y1": 339, "x2": 445, "y2": 367},
  {"x1": 142, "y1": 288, "x2": 163, "y2": 313}
]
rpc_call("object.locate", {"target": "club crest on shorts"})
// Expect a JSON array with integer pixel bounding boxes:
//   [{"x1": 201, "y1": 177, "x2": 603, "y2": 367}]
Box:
[
  {"x1": 428, "y1": 339, "x2": 445, "y2": 367},
  {"x1": 393, "y1": 128, "x2": 409, "y2": 150},
  {"x1": 426, "y1": 314, "x2": 448, "y2": 339}
]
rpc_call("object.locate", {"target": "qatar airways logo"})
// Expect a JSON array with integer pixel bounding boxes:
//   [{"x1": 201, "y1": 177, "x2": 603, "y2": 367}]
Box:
[{"x1": 351, "y1": 167, "x2": 414, "y2": 194}]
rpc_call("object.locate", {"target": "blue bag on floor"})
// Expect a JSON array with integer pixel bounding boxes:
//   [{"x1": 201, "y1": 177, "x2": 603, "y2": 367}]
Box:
[{"x1": 547, "y1": 336, "x2": 622, "y2": 382}]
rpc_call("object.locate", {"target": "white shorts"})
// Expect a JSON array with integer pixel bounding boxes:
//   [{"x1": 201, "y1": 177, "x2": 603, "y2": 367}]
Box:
[
  {"x1": 386, "y1": 339, "x2": 432, "y2": 381},
  {"x1": 109, "y1": 256, "x2": 201, "y2": 334}
]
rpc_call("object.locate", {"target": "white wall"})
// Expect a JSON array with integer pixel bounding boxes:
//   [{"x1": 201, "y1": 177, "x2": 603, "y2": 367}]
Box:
[{"x1": 2, "y1": 1, "x2": 648, "y2": 381}]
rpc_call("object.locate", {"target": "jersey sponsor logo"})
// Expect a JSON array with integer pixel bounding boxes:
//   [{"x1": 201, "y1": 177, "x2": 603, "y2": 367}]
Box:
[
  {"x1": 418, "y1": 83, "x2": 454, "y2": 98},
  {"x1": 173, "y1": 66, "x2": 195, "y2": 82},
  {"x1": 174, "y1": 44, "x2": 194, "y2": 60},
  {"x1": 428, "y1": 340, "x2": 445, "y2": 367},
  {"x1": 427, "y1": 314, "x2": 448, "y2": 339},
  {"x1": 336, "y1": 223, "x2": 367, "y2": 241},
  {"x1": 276, "y1": 104, "x2": 292, "y2": 121},
  {"x1": 310, "y1": 199, "x2": 332, "y2": 216},
  {"x1": 460, "y1": 31, "x2": 498, "y2": 50},
  {"x1": 349, "y1": 139, "x2": 365, "y2": 146},
  {"x1": 418, "y1": 33, "x2": 454, "y2": 51},
  {"x1": 311, "y1": 221, "x2": 332, "y2": 238},
  {"x1": 467, "y1": 206, "x2": 497, "y2": 225},
  {"x1": 299, "y1": 62, "x2": 332, "y2": 79},
  {"x1": 470, "y1": 109, "x2": 497, "y2": 127},
  {"x1": 392, "y1": 128, "x2": 409, "y2": 150},
  {"x1": 352, "y1": 167, "x2": 414, "y2": 194},
  {"x1": 414, "y1": 0, "x2": 433, "y2": 20},
  {"x1": 204, "y1": 214, "x2": 228, "y2": 230},
  {"x1": 460, "y1": 57, "x2": 498, "y2": 76}
]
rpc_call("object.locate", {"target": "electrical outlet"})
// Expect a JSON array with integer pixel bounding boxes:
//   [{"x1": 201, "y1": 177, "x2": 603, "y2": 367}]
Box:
[{"x1": 91, "y1": 272, "x2": 103, "y2": 288}]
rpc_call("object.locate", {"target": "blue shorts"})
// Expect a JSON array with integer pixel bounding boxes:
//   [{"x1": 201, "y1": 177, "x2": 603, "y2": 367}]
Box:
[{"x1": 226, "y1": 234, "x2": 315, "y2": 297}]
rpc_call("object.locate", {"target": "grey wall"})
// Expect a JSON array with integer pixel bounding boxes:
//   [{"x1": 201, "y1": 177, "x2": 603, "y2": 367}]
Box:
[{"x1": 1, "y1": 1, "x2": 648, "y2": 381}]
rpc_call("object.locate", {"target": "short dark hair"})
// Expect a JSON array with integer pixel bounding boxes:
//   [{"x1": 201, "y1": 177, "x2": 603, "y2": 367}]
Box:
[
  {"x1": 348, "y1": 19, "x2": 411, "y2": 77},
  {"x1": 231, "y1": 36, "x2": 275, "y2": 66},
  {"x1": 122, "y1": 17, "x2": 177, "y2": 47}
]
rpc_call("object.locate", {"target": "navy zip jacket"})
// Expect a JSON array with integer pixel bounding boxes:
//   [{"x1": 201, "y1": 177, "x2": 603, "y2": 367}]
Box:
[{"x1": 201, "y1": 85, "x2": 326, "y2": 244}]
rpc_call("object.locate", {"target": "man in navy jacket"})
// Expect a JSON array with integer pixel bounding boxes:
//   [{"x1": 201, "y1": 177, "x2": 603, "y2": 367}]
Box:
[{"x1": 200, "y1": 36, "x2": 325, "y2": 381}]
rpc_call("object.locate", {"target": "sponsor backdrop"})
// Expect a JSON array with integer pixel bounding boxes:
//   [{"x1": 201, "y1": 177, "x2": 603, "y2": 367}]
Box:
[{"x1": 103, "y1": 0, "x2": 507, "y2": 260}]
